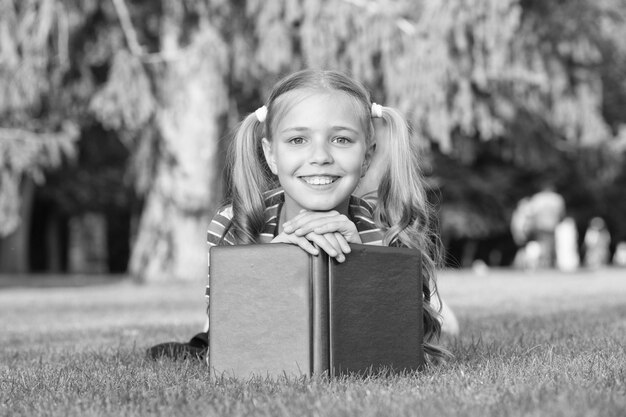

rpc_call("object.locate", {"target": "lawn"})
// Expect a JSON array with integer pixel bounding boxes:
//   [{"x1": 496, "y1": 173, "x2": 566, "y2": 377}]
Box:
[{"x1": 1, "y1": 268, "x2": 625, "y2": 417}]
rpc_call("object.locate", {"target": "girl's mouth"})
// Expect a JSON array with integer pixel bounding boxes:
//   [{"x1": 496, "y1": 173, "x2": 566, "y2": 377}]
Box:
[{"x1": 299, "y1": 176, "x2": 340, "y2": 186}]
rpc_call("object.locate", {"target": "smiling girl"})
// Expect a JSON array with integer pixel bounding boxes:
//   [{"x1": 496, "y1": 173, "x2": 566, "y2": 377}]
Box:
[{"x1": 148, "y1": 69, "x2": 455, "y2": 363}]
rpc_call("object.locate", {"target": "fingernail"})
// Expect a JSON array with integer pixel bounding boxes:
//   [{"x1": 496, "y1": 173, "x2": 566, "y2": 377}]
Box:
[
  {"x1": 337, "y1": 254, "x2": 345, "y2": 262},
  {"x1": 283, "y1": 224, "x2": 292, "y2": 232}
]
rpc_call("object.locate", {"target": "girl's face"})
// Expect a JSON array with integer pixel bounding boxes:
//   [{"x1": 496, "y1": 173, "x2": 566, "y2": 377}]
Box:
[{"x1": 262, "y1": 90, "x2": 370, "y2": 220}]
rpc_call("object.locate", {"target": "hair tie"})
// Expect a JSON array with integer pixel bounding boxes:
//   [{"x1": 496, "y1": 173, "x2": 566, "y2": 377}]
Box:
[
  {"x1": 371, "y1": 103, "x2": 383, "y2": 118},
  {"x1": 255, "y1": 105, "x2": 268, "y2": 123}
]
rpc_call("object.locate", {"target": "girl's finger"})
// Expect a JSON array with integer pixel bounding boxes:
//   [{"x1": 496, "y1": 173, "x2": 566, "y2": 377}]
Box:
[
  {"x1": 323, "y1": 232, "x2": 343, "y2": 255},
  {"x1": 324, "y1": 233, "x2": 347, "y2": 263},
  {"x1": 292, "y1": 235, "x2": 320, "y2": 256},
  {"x1": 282, "y1": 210, "x2": 316, "y2": 232},
  {"x1": 311, "y1": 220, "x2": 354, "y2": 235},
  {"x1": 293, "y1": 218, "x2": 336, "y2": 235},
  {"x1": 334, "y1": 232, "x2": 352, "y2": 254},
  {"x1": 305, "y1": 232, "x2": 339, "y2": 258},
  {"x1": 313, "y1": 222, "x2": 360, "y2": 244},
  {"x1": 272, "y1": 233, "x2": 319, "y2": 255},
  {"x1": 318, "y1": 232, "x2": 346, "y2": 263},
  {"x1": 294, "y1": 217, "x2": 353, "y2": 237}
]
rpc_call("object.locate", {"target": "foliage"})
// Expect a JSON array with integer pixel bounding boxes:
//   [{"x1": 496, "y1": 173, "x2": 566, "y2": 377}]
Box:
[
  {"x1": 433, "y1": 150, "x2": 535, "y2": 240},
  {"x1": 1, "y1": 270, "x2": 625, "y2": 416},
  {"x1": 0, "y1": 0, "x2": 96, "y2": 235},
  {"x1": 231, "y1": 0, "x2": 626, "y2": 242},
  {"x1": 0, "y1": 0, "x2": 156, "y2": 233},
  {"x1": 89, "y1": 49, "x2": 155, "y2": 137},
  {"x1": 242, "y1": 0, "x2": 621, "y2": 152},
  {"x1": 0, "y1": 123, "x2": 78, "y2": 236},
  {"x1": 38, "y1": 125, "x2": 134, "y2": 214},
  {"x1": 2, "y1": 0, "x2": 626, "y2": 264},
  {"x1": 0, "y1": 124, "x2": 78, "y2": 180}
]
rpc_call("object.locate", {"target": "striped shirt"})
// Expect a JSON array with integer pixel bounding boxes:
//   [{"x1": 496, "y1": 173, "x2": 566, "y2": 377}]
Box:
[
  {"x1": 206, "y1": 188, "x2": 384, "y2": 248},
  {"x1": 205, "y1": 188, "x2": 385, "y2": 298}
]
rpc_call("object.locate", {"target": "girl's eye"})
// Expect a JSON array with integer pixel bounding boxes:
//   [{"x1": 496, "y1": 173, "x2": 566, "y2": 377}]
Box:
[
  {"x1": 332, "y1": 136, "x2": 352, "y2": 144},
  {"x1": 288, "y1": 137, "x2": 306, "y2": 145}
]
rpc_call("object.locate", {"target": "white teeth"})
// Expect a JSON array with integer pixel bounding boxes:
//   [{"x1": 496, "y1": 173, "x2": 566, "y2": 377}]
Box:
[{"x1": 302, "y1": 176, "x2": 336, "y2": 185}]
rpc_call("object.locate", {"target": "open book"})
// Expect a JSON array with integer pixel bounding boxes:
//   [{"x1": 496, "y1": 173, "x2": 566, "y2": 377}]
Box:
[{"x1": 209, "y1": 243, "x2": 423, "y2": 378}]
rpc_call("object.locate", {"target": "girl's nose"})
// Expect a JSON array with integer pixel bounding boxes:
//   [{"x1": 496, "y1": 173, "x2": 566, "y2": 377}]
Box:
[{"x1": 309, "y1": 140, "x2": 333, "y2": 164}]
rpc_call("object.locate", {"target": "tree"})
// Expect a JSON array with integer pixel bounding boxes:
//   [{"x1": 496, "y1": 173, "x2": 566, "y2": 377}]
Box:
[
  {"x1": 0, "y1": 0, "x2": 81, "y2": 272},
  {"x1": 2, "y1": 0, "x2": 625, "y2": 276},
  {"x1": 88, "y1": 0, "x2": 233, "y2": 281},
  {"x1": 125, "y1": 21, "x2": 230, "y2": 281},
  {"x1": 244, "y1": 0, "x2": 626, "y2": 250}
]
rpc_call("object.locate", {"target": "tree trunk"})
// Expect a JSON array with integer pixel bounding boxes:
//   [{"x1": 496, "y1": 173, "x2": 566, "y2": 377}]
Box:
[
  {"x1": 45, "y1": 208, "x2": 62, "y2": 273},
  {"x1": 461, "y1": 239, "x2": 478, "y2": 268},
  {"x1": 0, "y1": 177, "x2": 35, "y2": 274},
  {"x1": 129, "y1": 27, "x2": 228, "y2": 282}
]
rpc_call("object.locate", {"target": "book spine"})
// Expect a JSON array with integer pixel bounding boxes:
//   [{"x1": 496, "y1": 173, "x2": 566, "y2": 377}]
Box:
[
  {"x1": 311, "y1": 252, "x2": 330, "y2": 375},
  {"x1": 416, "y1": 251, "x2": 425, "y2": 368}
]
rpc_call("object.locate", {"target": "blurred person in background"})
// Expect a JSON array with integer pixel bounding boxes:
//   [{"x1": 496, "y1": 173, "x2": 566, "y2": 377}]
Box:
[
  {"x1": 511, "y1": 184, "x2": 566, "y2": 270},
  {"x1": 511, "y1": 197, "x2": 539, "y2": 270},
  {"x1": 613, "y1": 242, "x2": 626, "y2": 267},
  {"x1": 526, "y1": 184, "x2": 566, "y2": 268},
  {"x1": 555, "y1": 216, "x2": 580, "y2": 272},
  {"x1": 511, "y1": 197, "x2": 532, "y2": 249},
  {"x1": 583, "y1": 217, "x2": 611, "y2": 269}
]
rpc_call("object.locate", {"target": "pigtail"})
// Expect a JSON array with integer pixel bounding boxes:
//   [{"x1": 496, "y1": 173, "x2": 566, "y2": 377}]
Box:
[
  {"x1": 228, "y1": 112, "x2": 272, "y2": 244},
  {"x1": 374, "y1": 105, "x2": 449, "y2": 363}
]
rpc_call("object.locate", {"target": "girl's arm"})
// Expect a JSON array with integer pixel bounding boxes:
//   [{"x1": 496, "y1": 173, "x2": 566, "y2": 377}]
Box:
[{"x1": 272, "y1": 210, "x2": 362, "y2": 263}]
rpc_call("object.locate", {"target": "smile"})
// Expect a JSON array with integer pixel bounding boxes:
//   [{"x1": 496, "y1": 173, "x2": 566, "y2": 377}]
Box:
[{"x1": 299, "y1": 176, "x2": 339, "y2": 185}]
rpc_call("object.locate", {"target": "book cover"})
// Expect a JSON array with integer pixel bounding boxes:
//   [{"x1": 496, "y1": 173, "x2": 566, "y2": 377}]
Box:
[
  {"x1": 209, "y1": 243, "x2": 423, "y2": 378},
  {"x1": 328, "y1": 245, "x2": 423, "y2": 374}
]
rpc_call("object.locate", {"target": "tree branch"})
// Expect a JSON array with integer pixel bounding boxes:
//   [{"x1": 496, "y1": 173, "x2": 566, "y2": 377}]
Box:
[{"x1": 110, "y1": 0, "x2": 144, "y2": 57}]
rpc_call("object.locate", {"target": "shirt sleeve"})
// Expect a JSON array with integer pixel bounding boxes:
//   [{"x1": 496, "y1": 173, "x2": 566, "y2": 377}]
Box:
[
  {"x1": 207, "y1": 206, "x2": 235, "y2": 248},
  {"x1": 206, "y1": 206, "x2": 235, "y2": 301},
  {"x1": 350, "y1": 195, "x2": 385, "y2": 246}
]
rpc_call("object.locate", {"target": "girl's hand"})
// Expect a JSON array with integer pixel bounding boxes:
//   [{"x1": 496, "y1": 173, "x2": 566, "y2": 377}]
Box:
[
  {"x1": 271, "y1": 232, "x2": 321, "y2": 257},
  {"x1": 271, "y1": 230, "x2": 351, "y2": 262},
  {"x1": 283, "y1": 210, "x2": 362, "y2": 242},
  {"x1": 276, "y1": 211, "x2": 362, "y2": 262}
]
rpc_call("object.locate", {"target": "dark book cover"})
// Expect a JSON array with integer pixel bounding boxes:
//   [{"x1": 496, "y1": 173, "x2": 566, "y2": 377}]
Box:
[{"x1": 209, "y1": 243, "x2": 423, "y2": 378}]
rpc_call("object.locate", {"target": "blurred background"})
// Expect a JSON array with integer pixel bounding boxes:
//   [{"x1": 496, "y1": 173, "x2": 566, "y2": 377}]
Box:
[{"x1": 1, "y1": 0, "x2": 625, "y2": 282}]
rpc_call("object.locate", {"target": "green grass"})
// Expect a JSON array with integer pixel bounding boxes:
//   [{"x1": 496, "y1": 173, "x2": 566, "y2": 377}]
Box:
[{"x1": 1, "y1": 268, "x2": 625, "y2": 416}]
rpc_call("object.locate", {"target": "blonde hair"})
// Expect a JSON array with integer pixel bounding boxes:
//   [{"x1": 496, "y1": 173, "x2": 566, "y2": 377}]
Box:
[{"x1": 226, "y1": 69, "x2": 446, "y2": 362}]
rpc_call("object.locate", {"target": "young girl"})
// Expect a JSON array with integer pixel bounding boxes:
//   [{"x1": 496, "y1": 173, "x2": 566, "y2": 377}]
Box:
[{"x1": 148, "y1": 69, "x2": 454, "y2": 363}]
